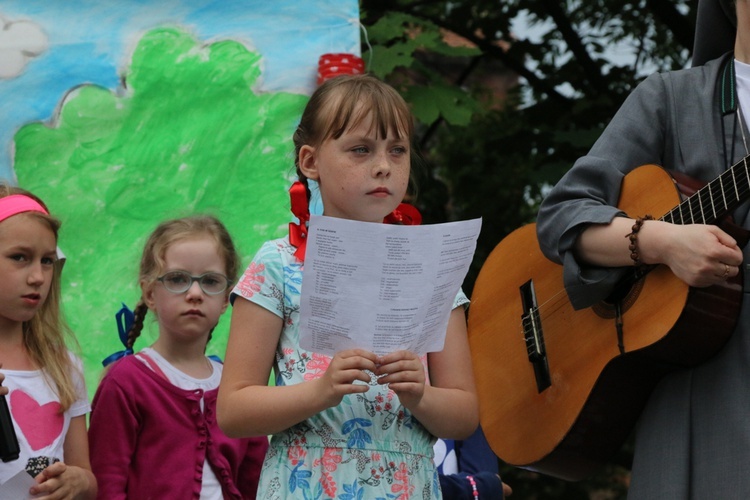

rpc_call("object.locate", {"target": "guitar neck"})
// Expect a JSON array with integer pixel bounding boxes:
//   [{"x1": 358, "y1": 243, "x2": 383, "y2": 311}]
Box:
[{"x1": 662, "y1": 155, "x2": 750, "y2": 225}]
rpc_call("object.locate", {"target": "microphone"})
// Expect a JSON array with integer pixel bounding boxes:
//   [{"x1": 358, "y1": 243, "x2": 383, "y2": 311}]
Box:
[{"x1": 0, "y1": 391, "x2": 19, "y2": 462}]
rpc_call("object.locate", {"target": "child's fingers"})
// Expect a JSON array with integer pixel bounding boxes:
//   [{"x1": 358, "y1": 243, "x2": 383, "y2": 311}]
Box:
[
  {"x1": 30, "y1": 464, "x2": 64, "y2": 497},
  {"x1": 329, "y1": 366, "x2": 372, "y2": 386},
  {"x1": 331, "y1": 349, "x2": 378, "y2": 373},
  {"x1": 375, "y1": 351, "x2": 422, "y2": 378},
  {"x1": 376, "y1": 349, "x2": 419, "y2": 367},
  {"x1": 336, "y1": 349, "x2": 378, "y2": 366},
  {"x1": 34, "y1": 462, "x2": 66, "y2": 484},
  {"x1": 319, "y1": 351, "x2": 378, "y2": 402}
]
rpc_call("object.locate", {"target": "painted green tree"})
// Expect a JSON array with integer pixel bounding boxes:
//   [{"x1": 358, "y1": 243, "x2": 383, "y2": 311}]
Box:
[{"x1": 13, "y1": 27, "x2": 308, "y2": 393}]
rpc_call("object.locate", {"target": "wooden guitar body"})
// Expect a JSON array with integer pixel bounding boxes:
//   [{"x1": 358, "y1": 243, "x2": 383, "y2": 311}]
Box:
[{"x1": 468, "y1": 165, "x2": 744, "y2": 481}]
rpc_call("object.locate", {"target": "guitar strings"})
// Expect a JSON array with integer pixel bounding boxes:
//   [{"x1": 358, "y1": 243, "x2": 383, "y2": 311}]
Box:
[
  {"x1": 667, "y1": 153, "x2": 750, "y2": 226},
  {"x1": 520, "y1": 287, "x2": 575, "y2": 341}
]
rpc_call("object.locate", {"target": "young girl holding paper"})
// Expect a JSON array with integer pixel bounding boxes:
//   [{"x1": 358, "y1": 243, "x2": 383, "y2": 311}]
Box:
[{"x1": 217, "y1": 74, "x2": 478, "y2": 499}]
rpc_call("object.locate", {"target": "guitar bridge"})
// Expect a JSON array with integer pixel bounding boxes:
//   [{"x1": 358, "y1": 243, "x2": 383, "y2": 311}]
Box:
[{"x1": 520, "y1": 280, "x2": 551, "y2": 392}]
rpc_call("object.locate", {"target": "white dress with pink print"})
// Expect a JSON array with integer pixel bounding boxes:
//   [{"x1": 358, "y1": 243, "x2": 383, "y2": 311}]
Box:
[{"x1": 233, "y1": 236, "x2": 468, "y2": 500}]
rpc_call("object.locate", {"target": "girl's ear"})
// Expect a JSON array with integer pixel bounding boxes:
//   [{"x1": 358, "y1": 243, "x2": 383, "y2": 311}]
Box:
[
  {"x1": 142, "y1": 280, "x2": 157, "y2": 311},
  {"x1": 220, "y1": 294, "x2": 229, "y2": 314},
  {"x1": 298, "y1": 145, "x2": 320, "y2": 181}
]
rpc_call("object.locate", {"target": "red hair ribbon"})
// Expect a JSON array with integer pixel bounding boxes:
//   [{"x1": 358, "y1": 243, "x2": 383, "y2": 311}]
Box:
[
  {"x1": 288, "y1": 181, "x2": 422, "y2": 262},
  {"x1": 289, "y1": 181, "x2": 310, "y2": 262}
]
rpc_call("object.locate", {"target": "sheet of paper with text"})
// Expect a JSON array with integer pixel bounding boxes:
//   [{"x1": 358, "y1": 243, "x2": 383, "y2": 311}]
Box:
[
  {"x1": 299, "y1": 215, "x2": 482, "y2": 356},
  {"x1": 0, "y1": 470, "x2": 39, "y2": 498}
]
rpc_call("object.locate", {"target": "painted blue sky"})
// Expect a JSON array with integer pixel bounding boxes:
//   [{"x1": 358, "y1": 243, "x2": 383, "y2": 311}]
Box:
[{"x1": 0, "y1": 0, "x2": 360, "y2": 181}]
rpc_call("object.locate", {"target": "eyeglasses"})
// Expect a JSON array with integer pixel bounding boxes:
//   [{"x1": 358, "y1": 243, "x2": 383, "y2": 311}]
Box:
[{"x1": 156, "y1": 271, "x2": 231, "y2": 295}]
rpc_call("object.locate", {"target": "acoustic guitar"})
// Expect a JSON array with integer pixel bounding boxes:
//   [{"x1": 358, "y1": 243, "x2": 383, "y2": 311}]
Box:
[{"x1": 467, "y1": 161, "x2": 750, "y2": 481}]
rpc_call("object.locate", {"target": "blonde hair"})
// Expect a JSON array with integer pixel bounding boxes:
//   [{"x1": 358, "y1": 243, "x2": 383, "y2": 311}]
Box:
[
  {"x1": 125, "y1": 215, "x2": 240, "y2": 350},
  {"x1": 0, "y1": 184, "x2": 80, "y2": 411},
  {"x1": 292, "y1": 73, "x2": 417, "y2": 199}
]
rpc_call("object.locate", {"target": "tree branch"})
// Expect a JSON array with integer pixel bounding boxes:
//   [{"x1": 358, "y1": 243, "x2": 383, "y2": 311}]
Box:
[
  {"x1": 645, "y1": 0, "x2": 695, "y2": 50},
  {"x1": 545, "y1": 0, "x2": 607, "y2": 93}
]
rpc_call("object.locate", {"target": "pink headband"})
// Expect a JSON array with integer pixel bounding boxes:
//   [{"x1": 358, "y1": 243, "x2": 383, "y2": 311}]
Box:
[{"x1": 0, "y1": 194, "x2": 49, "y2": 223}]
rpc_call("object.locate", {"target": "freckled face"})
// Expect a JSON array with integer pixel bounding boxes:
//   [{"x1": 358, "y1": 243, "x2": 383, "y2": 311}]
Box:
[{"x1": 299, "y1": 113, "x2": 411, "y2": 223}]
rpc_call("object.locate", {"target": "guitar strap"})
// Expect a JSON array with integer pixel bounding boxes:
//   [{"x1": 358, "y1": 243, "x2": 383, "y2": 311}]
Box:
[
  {"x1": 615, "y1": 302, "x2": 625, "y2": 355},
  {"x1": 720, "y1": 53, "x2": 743, "y2": 171}
]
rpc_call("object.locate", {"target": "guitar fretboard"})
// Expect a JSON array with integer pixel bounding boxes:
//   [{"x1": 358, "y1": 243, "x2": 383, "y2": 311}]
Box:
[{"x1": 662, "y1": 155, "x2": 750, "y2": 225}]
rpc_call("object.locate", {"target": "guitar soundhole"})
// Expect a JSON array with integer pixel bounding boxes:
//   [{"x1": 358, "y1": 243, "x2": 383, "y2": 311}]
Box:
[{"x1": 592, "y1": 276, "x2": 645, "y2": 319}]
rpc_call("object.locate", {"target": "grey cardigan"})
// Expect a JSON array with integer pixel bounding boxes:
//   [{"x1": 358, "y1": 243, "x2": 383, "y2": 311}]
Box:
[{"x1": 537, "y1": 53, "x2": 750, "y2": 499}]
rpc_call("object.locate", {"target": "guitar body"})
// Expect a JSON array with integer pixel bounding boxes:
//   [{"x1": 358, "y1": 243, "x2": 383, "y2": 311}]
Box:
[{"x1": 468, "y1": 165, "x2": 744, "y2": 481}]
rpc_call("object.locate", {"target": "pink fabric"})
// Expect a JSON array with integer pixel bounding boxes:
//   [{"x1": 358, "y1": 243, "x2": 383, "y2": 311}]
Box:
[
  {"x1": 89, "y1": 355, "x2": 267, "y2": 500},
  {"x1": 10, "y1": 390, "x2": 63, "y2": 451},
  {"x1": 0, "y1": 194, "x2": 48, "y2": 222}
]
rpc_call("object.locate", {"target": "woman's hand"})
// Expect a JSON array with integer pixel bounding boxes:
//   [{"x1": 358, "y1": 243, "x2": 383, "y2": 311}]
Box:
[
  {"x1": 577, "y1": 218, "x2": 744, "y2": 287},
  {"x1": 648, "y1": 222, "x2": 743, "y2": 287},
  {"x1": 374, "y1": 350, "x2": 426, "y2": 409}
]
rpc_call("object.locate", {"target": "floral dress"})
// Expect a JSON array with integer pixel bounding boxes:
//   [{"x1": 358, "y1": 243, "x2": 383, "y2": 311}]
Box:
[{"x1": 234, "y1": 236, "x2": 469, "y2": 500}]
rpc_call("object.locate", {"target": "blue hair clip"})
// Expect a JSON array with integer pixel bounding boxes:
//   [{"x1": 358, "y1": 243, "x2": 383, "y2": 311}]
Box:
[{"x1": 102, "y1": 303, "x2": 135, "y2": 367}]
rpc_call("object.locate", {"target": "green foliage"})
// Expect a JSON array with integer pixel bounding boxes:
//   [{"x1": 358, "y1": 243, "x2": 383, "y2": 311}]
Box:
[
  {"x1": 404, "y1": 82, "x2": 477, "y2": 126},
  {"x1": 361, "y1": 0, "x2": 695, "y2": 497},
  {"x1": 363, "y1": 10, "x2": 481, "y2": 126}
]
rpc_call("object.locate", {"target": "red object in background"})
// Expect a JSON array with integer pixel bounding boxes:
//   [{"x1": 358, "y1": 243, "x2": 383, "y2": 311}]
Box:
[{"x1": 317, "y1": 53, "x2": 365, "y2": 85}]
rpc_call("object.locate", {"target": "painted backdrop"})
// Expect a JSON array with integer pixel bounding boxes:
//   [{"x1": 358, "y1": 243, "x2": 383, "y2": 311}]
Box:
[{"x1": 0, "y1": 0, "x2": 360, "y2": 393}]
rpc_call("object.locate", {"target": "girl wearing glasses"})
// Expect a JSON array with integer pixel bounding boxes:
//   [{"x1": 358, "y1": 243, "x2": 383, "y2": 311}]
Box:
[{"x1": 88, "y1": 215, "x2": 268, "y2": 499}]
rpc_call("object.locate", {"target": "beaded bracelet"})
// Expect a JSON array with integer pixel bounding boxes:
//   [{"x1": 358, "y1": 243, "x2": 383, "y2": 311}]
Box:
[
  {"x1": 627, "y1": 215, "x2": 653, "y2": 266},
  {"x1": 467, "y1": 475, "x2": 479, "y2": 498}
]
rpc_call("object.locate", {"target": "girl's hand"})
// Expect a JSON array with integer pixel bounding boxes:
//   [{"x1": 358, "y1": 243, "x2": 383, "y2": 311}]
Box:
[
  {"x1": 374, "y1": 350, "x2": 426, "y2": 409},
  {"x1": 30, "y1": 462, "x2": 93, "y2": 500},
  {"x1": 316, "y1": 348, "x2": 378, "y2": 408},
  {"x1": 503, "y1": 480, "x2": 513, "y2": 497}
]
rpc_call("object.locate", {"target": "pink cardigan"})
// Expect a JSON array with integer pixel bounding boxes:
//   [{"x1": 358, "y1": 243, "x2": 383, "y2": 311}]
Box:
[{"x1": 89, "y1": 355, "x2": 267, "y2": 499}]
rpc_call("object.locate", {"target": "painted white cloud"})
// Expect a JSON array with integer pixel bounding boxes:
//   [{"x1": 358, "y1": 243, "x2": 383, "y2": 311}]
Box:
[{"x1": 0, "y1": 15, "x2": 48, "y2": 79}]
